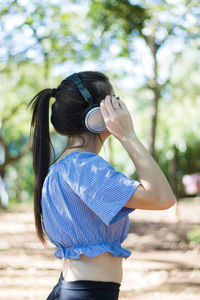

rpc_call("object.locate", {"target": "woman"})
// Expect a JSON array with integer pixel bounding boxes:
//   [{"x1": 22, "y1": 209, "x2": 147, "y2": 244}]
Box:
[{"x1": 27, "y1": 71, "x2": 176, "y2": 300}]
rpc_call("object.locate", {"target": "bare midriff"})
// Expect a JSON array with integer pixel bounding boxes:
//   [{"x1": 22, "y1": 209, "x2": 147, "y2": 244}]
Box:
[{"x1": 62, "y1": 252, "x2": 123, "y2": 284}]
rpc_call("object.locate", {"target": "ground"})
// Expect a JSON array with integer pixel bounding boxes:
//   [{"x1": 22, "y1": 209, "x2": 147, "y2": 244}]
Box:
[{"x1": 0, "y1": 199, "x2": 200, "y2": 300}]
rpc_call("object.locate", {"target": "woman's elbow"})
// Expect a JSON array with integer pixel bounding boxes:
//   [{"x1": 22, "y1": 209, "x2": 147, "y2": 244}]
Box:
[{"x1": 159, "y1": 194, "x2": 177, "y2": 210}]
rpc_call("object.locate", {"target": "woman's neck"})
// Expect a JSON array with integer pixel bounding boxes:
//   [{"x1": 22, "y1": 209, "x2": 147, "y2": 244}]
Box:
[{"x1": 65, "y1": 131, "x2": 110, "y2": 155}]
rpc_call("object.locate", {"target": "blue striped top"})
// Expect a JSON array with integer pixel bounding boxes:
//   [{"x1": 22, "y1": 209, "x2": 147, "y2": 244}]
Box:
[{"x1": 41, "y1": 151, "x2": 140, "y2": 260}]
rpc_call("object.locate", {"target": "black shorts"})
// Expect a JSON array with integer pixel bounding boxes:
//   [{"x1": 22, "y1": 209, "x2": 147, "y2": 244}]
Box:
[{"x1": 46, "y1": 272, "x2": 121, "y2": 300}]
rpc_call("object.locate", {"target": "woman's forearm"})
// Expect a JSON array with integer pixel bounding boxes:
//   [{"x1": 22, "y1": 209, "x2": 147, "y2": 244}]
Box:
[{"x1": 120, "y1": 134, "x2": 176, "y2": 207}]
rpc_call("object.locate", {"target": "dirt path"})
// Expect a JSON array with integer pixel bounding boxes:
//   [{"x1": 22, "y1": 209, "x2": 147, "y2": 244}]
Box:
[{"x1": 0, "y1": 200, "x2": 200, "y2": 300}]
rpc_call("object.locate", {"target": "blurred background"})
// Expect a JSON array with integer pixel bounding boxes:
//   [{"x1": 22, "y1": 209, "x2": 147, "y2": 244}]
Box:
[{"x1": 0, "y1": 0, "x2": 200, "y2": 299}]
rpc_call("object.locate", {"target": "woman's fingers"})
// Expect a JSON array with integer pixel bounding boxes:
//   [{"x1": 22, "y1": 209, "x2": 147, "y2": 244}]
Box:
[
  {"x1": 100, "y1": 100, "x2": 109, "y2": 121},
  {"x1": 100, "y1": 95, "x2": 122, "y2": 121},
  {"x1": 111, "y1": 96, "x2": 121, "y2": 110},
  {"x1": 117, "y1": 99, "x2": 128, "y2": 111},
  {"x1": 104, "y1": 95, "x2": 118, "y2": 115}
]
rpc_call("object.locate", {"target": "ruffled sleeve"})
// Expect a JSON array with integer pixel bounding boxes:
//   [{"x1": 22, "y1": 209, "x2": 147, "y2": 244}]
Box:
[{"x1": 62, "y1": 152, "x2": 141, "y2": 226}]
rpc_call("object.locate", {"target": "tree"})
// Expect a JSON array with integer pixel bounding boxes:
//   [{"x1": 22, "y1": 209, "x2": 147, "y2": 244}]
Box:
[
  {"x1": 86, "y1": 0, "x2": 200, "y2": 158},
  {"x1": 0, "y1": 0, "x2": 88, "y2": 203}
]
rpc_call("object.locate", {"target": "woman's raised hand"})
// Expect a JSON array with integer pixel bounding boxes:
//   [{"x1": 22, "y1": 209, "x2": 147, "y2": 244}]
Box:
[{"x1": 100, "y1": 95, "x2": 135, "y2": 141}]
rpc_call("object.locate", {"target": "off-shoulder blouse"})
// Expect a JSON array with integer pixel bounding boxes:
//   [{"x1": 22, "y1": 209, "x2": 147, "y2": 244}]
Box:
[{"x1": 41, "y1": 151, "x2": 140, "y2": 260}]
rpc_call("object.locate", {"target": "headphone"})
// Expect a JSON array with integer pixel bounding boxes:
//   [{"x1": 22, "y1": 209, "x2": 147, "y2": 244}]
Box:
[{"x1": 67, "y1": 73, "x2": 108, "y2": 134}]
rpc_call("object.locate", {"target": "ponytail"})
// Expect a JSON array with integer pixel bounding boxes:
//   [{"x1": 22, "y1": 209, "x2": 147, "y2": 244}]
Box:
[{"x1": 27, "y1": 89, "x2": 55, "y2": 245}]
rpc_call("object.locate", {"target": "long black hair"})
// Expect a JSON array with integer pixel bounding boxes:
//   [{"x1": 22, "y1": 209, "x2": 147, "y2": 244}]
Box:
[{"x1": 27, "y1": 71, "x2": 112, "y2": 245}]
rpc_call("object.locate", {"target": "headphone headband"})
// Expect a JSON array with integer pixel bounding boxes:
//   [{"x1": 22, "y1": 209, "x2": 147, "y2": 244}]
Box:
[{"x1": 68, "y1": 73, "x2": 94, "y2": 105}]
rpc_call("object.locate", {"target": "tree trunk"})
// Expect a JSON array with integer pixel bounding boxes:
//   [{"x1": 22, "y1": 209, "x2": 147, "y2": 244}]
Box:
[
  {"x1": 170, "y1": 145, "x2": 179, "y2": 197},
  {"x1": 145, "y1": 34, "x2": 160, "y2": 160},
  {"x1": 149, "y1": 90, "x2": 159, "y2": 159},
  {"x1": 169, "y1": 144, "x2": 179, "y2": 216}
]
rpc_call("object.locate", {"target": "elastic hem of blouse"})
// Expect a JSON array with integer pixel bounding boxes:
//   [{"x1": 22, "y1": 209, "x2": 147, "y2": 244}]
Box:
[{"x1": 54, "y1": 241, "x2": 132, "y2": 260}]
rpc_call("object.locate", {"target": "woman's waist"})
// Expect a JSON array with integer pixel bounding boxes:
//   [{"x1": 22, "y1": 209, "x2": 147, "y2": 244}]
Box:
[{"x1": 62, "y1": 252, "x2": 123, "y2": 284}]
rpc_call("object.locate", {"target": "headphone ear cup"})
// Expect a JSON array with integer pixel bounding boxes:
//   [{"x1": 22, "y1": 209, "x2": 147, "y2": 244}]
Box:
[{"x1": 84, "y1": 106, "x2": 107, "y2": 133}]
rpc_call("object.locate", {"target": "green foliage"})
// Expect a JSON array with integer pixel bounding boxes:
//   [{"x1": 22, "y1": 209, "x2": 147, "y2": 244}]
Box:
[
  {"x1": 7, "y1": 153, "x2": 34, "y2": 205},
  {"x1": 87, "y1": 0, "x2": 148, "y2": 57},
  {"x1": 0, "y1": 0, "x2": 88, "y2": 66},
  {"x1": 0, "y1": 0, "x2": 200, "y2": 204},
  {"x1": 188, "y1": 227, "x2": 200, "y2": 245},
  {"x1": 89, "y1": 0, "x2": 148, "y2": 34}
]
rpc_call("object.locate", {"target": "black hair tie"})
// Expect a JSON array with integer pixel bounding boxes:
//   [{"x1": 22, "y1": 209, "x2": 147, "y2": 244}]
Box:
[{"x1": 51, "y1": 88, "x2": 57, "y2": 98}]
